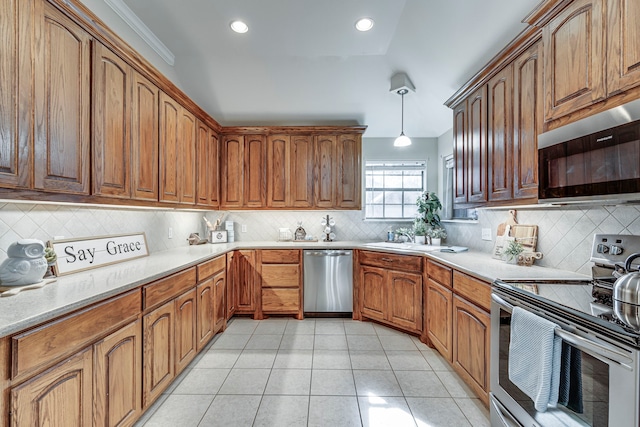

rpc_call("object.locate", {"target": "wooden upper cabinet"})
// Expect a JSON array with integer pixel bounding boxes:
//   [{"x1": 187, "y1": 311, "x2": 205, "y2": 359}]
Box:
[
  {"x1": 92, "y1": 42, "x2": 131, "y2": 198},
  {"x1": 513, "y1": 41, "x2": 542, "y2": 200},
  {"x1": 179, "y1": 109, "x2": 197, "y2": 204},
  {"x1": 34, "y1": 1, "x2": 90, "y2": 194},
  {"x1": 487, "y1": 66, "x2": 513, "y2": 202},
  {"x1": 314, "y1": 135, "x2": 337, "y2": 208},
  {"x1": 196, "y1": 122, "x2": 219, "y2": 207},
  {"x1": 159, "y1": 92, "x2": 180, "y2": 203},
  {"x1": 243, "y1": 135, "x2": 266, "y2": 207},
  {"x1": 336, "y1": 134, "x2": 362, "y2": 209},
  {"x1": 290, "y1": 135, "x2": 314, "y2": 208},
  {"x1": 453, "y1": 103, "x2": 467, "y2": 204},
  {"x1": 267, "y1": 134, "x2": 290, "y2": 208},
  {"x1": 607, "y1": 0, "x2": 640, "y2": 95},
  {"x1": 467, "y1": 86, "x2": 488, "y2": 204},
  {"x1": 132, "y1": 72, "x2": 159, "y2": 201},
  {"x1": 221, "y1": 135, "x2": 244, "y2": 209},
  {"x1": 0, "y1": 0, "x2": 31, "y2": 189},
  {"x1": 543, "y1": 0, "x2": 605, "y2": 121}
]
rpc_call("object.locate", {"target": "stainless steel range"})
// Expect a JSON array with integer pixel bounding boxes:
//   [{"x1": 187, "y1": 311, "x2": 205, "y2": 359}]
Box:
[{"x1": 491, "y1": 234, "x2": 640, "y2": 427}]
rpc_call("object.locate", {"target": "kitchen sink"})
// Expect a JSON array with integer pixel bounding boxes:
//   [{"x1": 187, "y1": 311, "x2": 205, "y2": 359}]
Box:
[{"x1": 362, "y1": 242, "x2": 444, "y2": 252}]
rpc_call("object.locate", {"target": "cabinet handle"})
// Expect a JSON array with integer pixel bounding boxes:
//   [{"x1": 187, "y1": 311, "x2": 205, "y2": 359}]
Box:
[{"x1": 381, "y1": 258, "x2": 393, "y2": 262}]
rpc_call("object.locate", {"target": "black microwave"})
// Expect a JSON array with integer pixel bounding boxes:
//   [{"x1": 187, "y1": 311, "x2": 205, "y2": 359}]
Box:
[{"x1": 539, "y1": 116, "x2": 640, "y2": 204}]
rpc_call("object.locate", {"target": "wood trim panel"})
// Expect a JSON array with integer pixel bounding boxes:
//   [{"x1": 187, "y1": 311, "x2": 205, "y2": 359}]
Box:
[
  {"x1": 143, "y1": 267, "x2": 196, "y2": 310},
  {"x1": 11, "y1": 290, "x2": 140, "y2": 381},
  {"x1": 221, "y1": 126, "x2": 367, "y2": 135}
]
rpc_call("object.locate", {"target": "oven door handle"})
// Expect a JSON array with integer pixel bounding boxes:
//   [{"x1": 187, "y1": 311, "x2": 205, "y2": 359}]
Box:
[
  {"x1": 492, "y1": 293, "x2": 634, "y2": 367},
  {"x1": 490, "y1": 395, "x2": 524, "y2": 427}
]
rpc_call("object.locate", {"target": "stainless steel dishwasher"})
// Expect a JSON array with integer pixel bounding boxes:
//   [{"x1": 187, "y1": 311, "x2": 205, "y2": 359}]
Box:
[{"x1": 303, "y1": 250, "x2": 353, "y2": 314}]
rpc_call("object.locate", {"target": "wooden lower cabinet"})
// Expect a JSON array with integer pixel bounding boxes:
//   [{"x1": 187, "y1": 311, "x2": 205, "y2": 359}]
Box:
[
  {"x1": 11, "y1": 347, "x2": 93, "y2": 426},
  {"x1": 256, "y1": 250, "x2": 302, "y2": 319},
  {"x1": 425, "y1": 279, "x2": 453, "y2": 362},
  {"x1": 196, "y1": 278, "x2": 215, "y2": 351},
  {"x1": 213, "y1": 269, "x2": 226, "y2": 333},
  {"x1": 93, "y1": 320, "x2": 142, "y2": 427},
  {"x1": 175, "y1": 289, "x2": 197, "y2": 373},
  {"x1": 360, "y1": 266, "x2": 386, "y2": 322},
  {"x1": 452, "y1": 295, "x2": 490, "y2": 405},
  {"x1": 388, "y1": 271, "x2": 423, "y2": 331},
  {"x1": 142, "y1": 300, "x2": 174, "y2": 407},
  {"x1": 227, "y1": 250, "x2": 256, "y2": 314}
]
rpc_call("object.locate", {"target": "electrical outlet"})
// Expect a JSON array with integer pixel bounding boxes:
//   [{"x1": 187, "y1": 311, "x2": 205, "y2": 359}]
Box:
[
  {"x1": 168, "y1": 227, "x2": 173, "y2": 239},
  {"x1": 241, "y1": 224, "x2": 247, "y2": 233},
  {"x1": 481, "y1": 228, "x2": 492, "y2": 241}
]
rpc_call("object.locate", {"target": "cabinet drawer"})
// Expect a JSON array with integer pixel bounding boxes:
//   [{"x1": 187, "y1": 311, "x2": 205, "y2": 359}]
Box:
[
  {"x1": 197, "y1": 255, "x2": 225, "y2": 281},
  {"x1": 359, "y1": 250, "x2": 422, "y2": 273},
  {"x1": 143, "y1": 267, "x2": 196, "y2": 310},
  {"x1": 427, "y1": 259, "x2": 452, "y2": 288},
  {"x1": 453, "y1": 271, "x2": 491, "y2": 311},
  {"x1": 262, "y1": 288, "x2": 299, "y2": 312},
  {"x1": 261, "y1": 264, "x2": 300, "y2": 288},
  {"x1": 261, "y1": 250, "x2": 300, "y2": 264},
  {"x1": 11, "y1": 289, "x2": 140, "y2": 380}
]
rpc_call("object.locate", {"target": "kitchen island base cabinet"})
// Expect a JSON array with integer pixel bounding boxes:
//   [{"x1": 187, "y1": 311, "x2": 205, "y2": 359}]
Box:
[
  {"x1": 93, "y1": 320, "x2": 142, "y2": 427},
  {"x1": 452, "y1": 296, "x2": 490, "y2": 406},
  {"x1": 11, "y1": 348, "x2": 93, "y2": 427}
]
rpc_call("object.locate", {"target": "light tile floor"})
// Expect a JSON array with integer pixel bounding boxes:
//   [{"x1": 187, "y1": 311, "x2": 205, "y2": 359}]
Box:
[{"x1": 134, "y1": 317, "x2": 489, "y2": 427}]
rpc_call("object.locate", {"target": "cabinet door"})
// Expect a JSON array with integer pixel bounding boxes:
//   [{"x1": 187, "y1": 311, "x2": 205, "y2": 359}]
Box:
[
  {"x1": 221, "y1": 135, "x2": 244, "y2": 209},
  {"x1": 34, "y1": 2, "x2": 90, "y2": 194},
  {"x1": 92, "y1": 42, "x2": 131, "y2": 198},
  {"x1": 467, "y1": 86, "x2": 488, "y2": 204},
  {"x1": 543, "y1": 0, "x2": 605, "y2": 121},
  {"x1": 426, "y1": 279, "x2": 453, "y2": 362},
  {"x1": 180, "y1": 109, "x2": 197, "y2": 204},
  {"x1": 159, "y1": 92, "x2": 180, "y2": 203},
  {"x1": 213, "y1": 268, "x2": 227, "y2": 333},
  {"x1": 225, "y1": 251, "x2": 237, "y2": 319},
  {"x1": 233, "y1": 250, "x2": 256, "y2": 312},
  {"x1": 314, "y1": 135, "x2": 337, "y2": 208},
  {"x1": 196, "y1": 121, "x2": 211, "y2": 206},
  {"x1": 290, "y1": 135, "x2": 314, "y2": 207},
  {"x1": 267, "y1": 134, "x2": 290, "y2": 208},
  {"x1": 196, "y1": 278, "x2": 214, "y2": 351},
  {"x1": 487, "y1": 66, "x2": 513, "y2": 202},
  {"x1": 453, "y1": 104, "x2": 467, "y2": 204},
  {"x1": 11, "y1": 347, "x2": 93, "y2": 426},
  {"x1": 175, "y1": 289, "x2": 197, "y2": 373},
  {"x1": 513, "y1": 41, "x2": 542, "y2": 200},
  {"x1": 209, "y1": 131, "x2": 220, "y2": 207},
  {"x1": 131, "y1": 72, "x2": 159, "y2": 201},
  {"x1": 93, "y1": 320, "x2": 141, "y2": 427},
  {"x1": 244, "y1": 135, "x2": 266, "y2": 207},
  {"x1": 607, "y1": 0, "x2": 640, "y2": 95},
  {"x1": 452, "y1": 295, "x2": 490, "y2": 405},
  {"x1": 0, "y1": 0, "x2": 31, "y2": 188},
  {"x1": 360, "y1": 266, "x2": 386, "y2": 322},
  {"x1": 336, "y1": 134, "x2": 362, "y2": 209},
  {"x1": 143, "y1": 300, "x2": 174, "y2": 407},
  {"x1": 388, "y1": 270, "x2": 423, "y2": 333}
]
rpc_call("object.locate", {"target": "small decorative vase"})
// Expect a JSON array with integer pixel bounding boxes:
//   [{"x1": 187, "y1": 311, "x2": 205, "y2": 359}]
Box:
[
  {"x1": 415, "y1": 236, "x2": 426, "y2": 245},
  {"x1": 431, "y1": 238, "x2": 441, "y2": 246}
]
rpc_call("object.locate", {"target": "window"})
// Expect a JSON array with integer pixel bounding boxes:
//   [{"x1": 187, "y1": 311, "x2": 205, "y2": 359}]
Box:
[{"x1": 365, "y1": 161, "x2": 426, "y2": 219}]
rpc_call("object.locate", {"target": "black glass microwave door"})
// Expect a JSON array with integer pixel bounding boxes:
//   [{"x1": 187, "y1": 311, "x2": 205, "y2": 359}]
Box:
[
  {"x1": 539, "y1": 129, "x2": 640, "y2": 199},
  {"x1": 498, "y1": 309, "x2": 609, "y2": 426}
]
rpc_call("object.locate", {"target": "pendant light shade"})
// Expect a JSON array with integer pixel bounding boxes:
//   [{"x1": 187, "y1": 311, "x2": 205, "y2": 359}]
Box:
[{"x1": 393, "y1": 88, "x2": 412, "y2": 147}]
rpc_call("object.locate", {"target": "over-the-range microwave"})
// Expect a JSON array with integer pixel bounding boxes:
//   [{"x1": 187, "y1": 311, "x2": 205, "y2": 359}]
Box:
[{"x1": 538, "y1": 99, "x2": 640, "y2": 204}]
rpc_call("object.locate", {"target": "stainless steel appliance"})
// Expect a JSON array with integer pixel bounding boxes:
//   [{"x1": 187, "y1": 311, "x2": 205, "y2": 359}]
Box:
[
  {"x1": 303, "y1": 250, "x2": 353, "y2": 314},
  {"x1": 491, "y1": 234, "x2": 640, "y2": 427},
  {"x1": 538, "y1": 98, "x2": 640, "y2": 204}
]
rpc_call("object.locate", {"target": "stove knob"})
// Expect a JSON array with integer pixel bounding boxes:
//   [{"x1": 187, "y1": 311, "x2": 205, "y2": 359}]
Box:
[
  {"x1": 610, "y1": 245, "x2": 624, "y2": 256},
  {"x1": 597, "y1": 244, "x2": 609, "y2": 254}
]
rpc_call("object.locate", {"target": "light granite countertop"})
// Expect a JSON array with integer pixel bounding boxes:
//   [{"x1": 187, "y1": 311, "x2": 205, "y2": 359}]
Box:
[{"x1": 0, "y1": 240, "x2": 589, "y2": 338}]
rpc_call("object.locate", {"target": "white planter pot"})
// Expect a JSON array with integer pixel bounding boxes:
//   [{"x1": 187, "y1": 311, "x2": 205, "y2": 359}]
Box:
[
  {"x1": 431, "y1": 238, "x2": 441, "y2": 246},
  {"x1": 415, "y1": 236, "x2": 426, "y2": 245}
]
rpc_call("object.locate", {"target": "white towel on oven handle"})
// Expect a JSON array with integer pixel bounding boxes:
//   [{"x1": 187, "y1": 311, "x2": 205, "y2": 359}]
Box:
[{"x1": 508, "y1": 306, "x2": 562, "y2": 412}]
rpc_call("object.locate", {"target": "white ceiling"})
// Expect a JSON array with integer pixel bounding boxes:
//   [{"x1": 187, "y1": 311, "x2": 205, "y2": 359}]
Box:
[{"x1": 120, "y1": 0, "x2": 541, "y2": 138}]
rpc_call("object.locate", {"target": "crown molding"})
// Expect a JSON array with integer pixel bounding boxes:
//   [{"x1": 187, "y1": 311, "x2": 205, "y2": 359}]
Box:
[{"x1": 104, "y1": 0, "x2": 175, "y2": 66}]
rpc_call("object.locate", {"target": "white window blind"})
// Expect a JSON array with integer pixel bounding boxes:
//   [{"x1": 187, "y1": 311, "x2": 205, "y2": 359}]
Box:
[{"x1": 365, "y1": 161, "x2": 426, "y2": 219}]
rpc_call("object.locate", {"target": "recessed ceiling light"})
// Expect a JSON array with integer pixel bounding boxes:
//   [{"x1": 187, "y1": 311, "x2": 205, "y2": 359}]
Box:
[
  {"x1": 230, "y1": 20, "x2": 248, "y2": 34},
  {"x1": 355, "y1": 18, "x2": 374, "y2": 32}
]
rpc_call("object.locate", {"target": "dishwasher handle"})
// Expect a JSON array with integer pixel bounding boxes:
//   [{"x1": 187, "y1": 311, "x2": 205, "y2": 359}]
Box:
[{"x1": 305, "y1": 250, "x2": 352, "y2": 257}]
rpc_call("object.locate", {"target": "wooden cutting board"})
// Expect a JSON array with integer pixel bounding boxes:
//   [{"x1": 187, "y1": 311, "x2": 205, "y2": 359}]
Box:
[{"x1": 492, "y1": 210, "x2": 518, "y2": 259}]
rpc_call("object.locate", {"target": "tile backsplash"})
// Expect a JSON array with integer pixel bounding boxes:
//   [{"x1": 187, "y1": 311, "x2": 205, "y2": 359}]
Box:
[{"x1": 2, "y1": 201, "x2": 640, "y2": 275}]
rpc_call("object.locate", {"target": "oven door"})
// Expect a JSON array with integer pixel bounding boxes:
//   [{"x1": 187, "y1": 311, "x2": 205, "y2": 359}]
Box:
[{"x1": 490, "y1": 292, "x2": 639, "y2": 427}]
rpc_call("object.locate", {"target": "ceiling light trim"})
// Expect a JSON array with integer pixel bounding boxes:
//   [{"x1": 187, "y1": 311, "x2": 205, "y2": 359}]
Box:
[
  {"x1": 355, "y1": 17, "x2": 374, "y2": 32},
  {"x1": 230, "y1": 20, "x2": 249, "y2": 34},
  {"x1": 104, "y1": 0, "x2": 175, "y2": 66}
]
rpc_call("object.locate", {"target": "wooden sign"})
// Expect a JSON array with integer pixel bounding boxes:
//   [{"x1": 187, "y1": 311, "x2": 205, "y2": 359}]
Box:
[{"x1": 48, "y1": 233, "x2": 149, "y2": 276}]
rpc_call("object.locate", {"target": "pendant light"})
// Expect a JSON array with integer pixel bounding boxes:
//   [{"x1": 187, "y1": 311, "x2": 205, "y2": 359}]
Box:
[{"x1": 394, "y1": 88, "x2": 411, "y2": 147}]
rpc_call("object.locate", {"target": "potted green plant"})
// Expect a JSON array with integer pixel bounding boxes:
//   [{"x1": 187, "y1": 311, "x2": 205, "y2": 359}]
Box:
[
  {"x1": 503, "y1": 240, "x2": 524, "y2": 263},
  {"x1": 426, "y1": 226, "x2": 447, "y2": 246},
  {"x1": 416, "y1": 191, "x2": 442, "y2": 228},
  {"x1": 413, "y1": 219, "x2": 428, "y2": 244}
]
